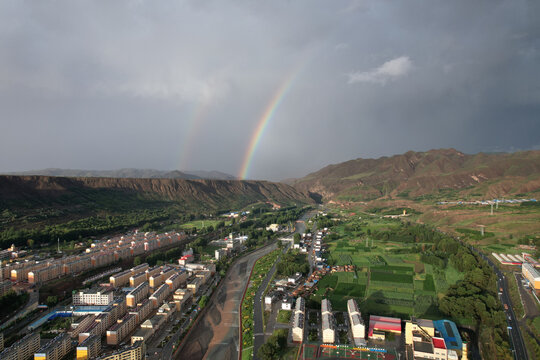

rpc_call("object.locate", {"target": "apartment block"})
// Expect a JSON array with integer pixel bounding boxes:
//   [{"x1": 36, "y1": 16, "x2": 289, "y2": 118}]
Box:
[
  {"x1": 106, "y1": 313, "x2": 138, "y2": 346},
  {"x1": 165, "y1": 271, "x2": 187, "y2": 291},
  {"x1": 34, "y1": 333, "x2": 72, "y2": 360},
  {"x1": 347, "y1": 299, "x2": 365, "y2": 346},
  {"x1": 0, "y1": 280, "x2": 12, "y2": 296},
  {"x1": 126, "y1": 282, "x2": 149, "y2": 307},
  {"x1": 110, "y1": 270, "x2": 131, "y2": 287},
  {"x1": 96, "y1": 340, "x2": 145, "y2": 360},
  {"x1": 292, "y1": 311, "x2": 304, "y2": 342},
  {"x1": 69, "y1": 315, "x2": 96, "y2": 339},
  {"x1": 149, "y1": 284, "x2": 170, "y2": 308},
  {"x1": 145, "y1": 266, "x2": 162, "y2": 280},
  {"x1": 76, "y1": 334, "x2": 101, "y2": 360},
  {"x1": 129, "y1": 272, "x2": 147, "y2": 288},
  {"x1": 195, "y1": 270, "x2": 211, "y2": 285},
  {"x1": 128, "y1": 299, "x2": 152, "y2": 324},
  {"x1": 187, "y1": 277, "x2": 202, "y2": 295},
  {"x1": 130, "y1": 264, "x2": 149, "y2": 275},
  {"x1": 0, "y1": 332, "x2": 40, "y2": 360}
]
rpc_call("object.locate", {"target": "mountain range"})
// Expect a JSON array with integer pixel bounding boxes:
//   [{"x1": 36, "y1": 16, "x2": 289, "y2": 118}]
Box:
[
  {"x1": 290, "y1": 149, "x2": 540, "y2": 202},
  {"x1": 4, "y1": 168, "x2": 237, "y2": 180}
]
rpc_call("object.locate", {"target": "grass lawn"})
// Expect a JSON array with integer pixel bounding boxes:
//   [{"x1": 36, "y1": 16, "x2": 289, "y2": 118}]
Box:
[
  {"x1": 277, "y1": 310, "x2": 292, "y2": 324},
  {"x1": 180, "y1": 219, "x2": 230, "y2": 229}
]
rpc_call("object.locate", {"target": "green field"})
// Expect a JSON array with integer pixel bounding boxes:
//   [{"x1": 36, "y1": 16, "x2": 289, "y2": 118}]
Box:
[{"x1": 310, "y1": 216, "x2": 462, "y2": 318}]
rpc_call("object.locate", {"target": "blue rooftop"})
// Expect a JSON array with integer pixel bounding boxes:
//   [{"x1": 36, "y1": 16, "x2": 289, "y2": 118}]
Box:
[{"x1": 433, "y1": 320, "x2": 462, "y2": 350}]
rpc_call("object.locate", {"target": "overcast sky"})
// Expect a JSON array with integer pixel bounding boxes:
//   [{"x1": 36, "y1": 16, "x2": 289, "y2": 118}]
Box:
[{"x1": 1, "y1": 0, "x2": 539, "y2": 180}]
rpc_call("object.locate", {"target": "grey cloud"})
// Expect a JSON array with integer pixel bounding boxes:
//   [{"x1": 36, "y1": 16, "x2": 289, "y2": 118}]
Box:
[{"x1": 0, "y1": 0, "x2": 539, "y2": 180}]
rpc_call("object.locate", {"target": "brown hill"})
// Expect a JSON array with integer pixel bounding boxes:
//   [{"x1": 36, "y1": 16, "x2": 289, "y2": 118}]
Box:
[
  {"x1": 291, "y1": 149, "x2": 540, "y2": 202},
  {"x1": 0, "y1": 175, "x2": 311, "y2": 209}
]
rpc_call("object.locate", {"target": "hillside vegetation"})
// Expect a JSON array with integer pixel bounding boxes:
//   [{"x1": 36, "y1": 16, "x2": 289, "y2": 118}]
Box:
[
  {"x1": 291, "y1": 149, "x2": 540, "y2": 202},
  {"x1": 0, "y1": 175, "x2": 312, "y2": 247}
]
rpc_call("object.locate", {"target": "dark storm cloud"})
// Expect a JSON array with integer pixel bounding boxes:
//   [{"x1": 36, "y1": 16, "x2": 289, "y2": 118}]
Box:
[{"x1": 0, "y1": 0, "x2": 538, "y2": 180}]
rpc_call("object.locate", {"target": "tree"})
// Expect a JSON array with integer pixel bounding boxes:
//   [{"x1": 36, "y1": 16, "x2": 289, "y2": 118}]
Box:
[
  {"x1": 133, "y1": 256, "x2": 142, "y2": 266},
  {"x1": 46, "y1": 296, "x2": 58, "y2": 307},
  {"x1": 257, "y1": 342, "x2": 278, "y2": 360},
  {"x1": 293, "y1": 233, "x2": 301, "y2": 244},
  {"x1": 199, "y1": 295, "x2": 209, "y2": 309},
  {"x1": 27, "y1": 239, "x2": 34, "y2": 248}
]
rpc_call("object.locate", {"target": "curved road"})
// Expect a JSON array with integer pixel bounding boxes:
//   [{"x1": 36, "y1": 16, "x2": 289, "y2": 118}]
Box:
[{"x1": 177, "y1": 242, "x2": 278, "y2": 360}]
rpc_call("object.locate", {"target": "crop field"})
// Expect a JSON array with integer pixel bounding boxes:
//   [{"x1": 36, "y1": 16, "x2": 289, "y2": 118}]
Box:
[{"x1": 309, "y1": 216, "x2": 462, "y2": 318}]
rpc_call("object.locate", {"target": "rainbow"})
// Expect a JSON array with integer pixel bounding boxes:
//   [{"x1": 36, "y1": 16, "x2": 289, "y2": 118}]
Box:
[
  {"x1": 178, "y1": 101, "x2": 209, "y2": 171},
  {"x1": 238, "y1": 71, "x2": 299, "y2": 179}
]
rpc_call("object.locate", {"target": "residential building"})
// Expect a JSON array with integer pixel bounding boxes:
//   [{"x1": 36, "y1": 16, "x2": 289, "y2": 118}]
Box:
[
  {"x1": 130, "y1": 328, "x2": 153, "y2": 346},
  {"x1": 0, "y1": 332, "x2": 40, "y2": 360},
  {"x1": 0, "y1": 280, "x2": 12, "y2": 296},
  {"x1": 149, "y1": 284, "x2": 170, "y2": 308},
  {"x1": 129, "y1": 272, "x2": 147, "y2": 288},
  {"x1": 106, "y1": 313, "x2": 138, "y2": 345},
  {"x1": 292, "y1": 311, "x2": 304, "y2": 342},
  {"x1": 110, "y1": 270, "x2": 131, "y2": 288},
  {"x1": 187, "y1": 277, "x2": 202, "y2": 295},
  {"x1": 126, "y1": 282, "x2": 149, "y2": 307},
  {"x1": 322, "y1": 312, "x2": 335, "y2": 344},
  {"x1": 347, "y1": 299, "x2": 365, "y2": 346},
  {"x1": 76, "y1": 335, "x2": 101, "y2": 360},
  {"x1": 165, "y1": 271, "x2": 187, "y2": 291},
  {"x1": 34, "y1": 333, "x2": 72, "y2": 360},
  {"x1": 96, "y1": 340, "x2": 145, "y2": 360},
  {"x1": 128, "y1": 299, "x2": 153, "y2": 324}
]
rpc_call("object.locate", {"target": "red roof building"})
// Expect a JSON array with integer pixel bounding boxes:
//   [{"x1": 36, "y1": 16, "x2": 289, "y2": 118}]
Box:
[
  {"x1": 432, "y1": 337, "x2": 446, "y2": 349},
  {"x1": 368, "y1": 315, "x2": 401, "y2": 337}
]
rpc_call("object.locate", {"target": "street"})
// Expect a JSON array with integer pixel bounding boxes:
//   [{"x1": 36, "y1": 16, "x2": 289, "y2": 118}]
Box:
[{"x1": 466, "y1": 243, "x2": 528, "y2": 360}]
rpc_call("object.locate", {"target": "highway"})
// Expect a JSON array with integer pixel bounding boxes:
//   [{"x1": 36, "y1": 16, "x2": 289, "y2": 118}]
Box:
[{"x1": 465, "y1": 242, "x2": 528, "y2": 360}]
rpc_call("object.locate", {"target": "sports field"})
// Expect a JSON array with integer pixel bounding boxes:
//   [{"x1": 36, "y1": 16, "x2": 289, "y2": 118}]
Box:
[{"x1": 302, "y1": 344, "x2": 397, "y2": 360}]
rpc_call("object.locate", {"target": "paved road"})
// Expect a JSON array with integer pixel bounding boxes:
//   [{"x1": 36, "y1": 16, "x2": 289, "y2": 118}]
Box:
[
  {"x1": 252, "y1": 210, "x2": 315, "y2": 359},
  {"x1": 514, "y1": 273, "x2": 540, "y2": 319},
  {"x1": 178, "y1": 242, "x2": 277, "y2": 360},
  {"x1": 252, "y1": 243, "x2": 289, "y2": 359},
  {"x1": 465, "y1": 243, "x2": 528, "y2": 360}
]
